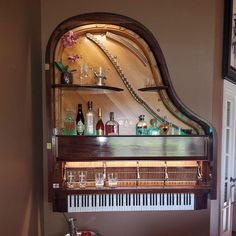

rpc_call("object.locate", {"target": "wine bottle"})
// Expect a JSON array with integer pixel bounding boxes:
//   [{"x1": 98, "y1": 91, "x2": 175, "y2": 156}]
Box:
[
  {"x1": 76, "y1": 104, "x2": 85, "y2": 135},
  {"x1": 105, "y1": 112, "x2": 119, "y2": 135},
  {"x1": 96, "y1": 108, "x2": 104, "y2": 136},
  {"x1": 85, "y1": 101, "x2": 95, "y2": 135}
]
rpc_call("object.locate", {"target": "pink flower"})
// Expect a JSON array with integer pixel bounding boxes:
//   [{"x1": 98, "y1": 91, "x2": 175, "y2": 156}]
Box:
[
  {"x1": 61, "y1": 31, "x2": 77, "y2": 48},
  {"x1": 68, "y1": 54, "x2": 79, "y2": 63}
]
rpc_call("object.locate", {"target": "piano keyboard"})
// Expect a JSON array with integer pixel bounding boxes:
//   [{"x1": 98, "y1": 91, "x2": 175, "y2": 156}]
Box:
[{"x1": 67, "y1": 193, "x2": 194, "y2": 212}]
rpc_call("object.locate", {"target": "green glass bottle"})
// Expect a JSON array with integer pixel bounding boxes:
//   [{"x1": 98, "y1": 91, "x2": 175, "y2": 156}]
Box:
[
  {"x1": 63, "y1": 109, "x2": 77, "y2": 135},
  {"x1": 148, "y1": 118, "x2": 160, "y2": 135}
]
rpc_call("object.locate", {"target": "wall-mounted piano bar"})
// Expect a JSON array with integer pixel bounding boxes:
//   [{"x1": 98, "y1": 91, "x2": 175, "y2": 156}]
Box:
[{"x1": 46, "y1": 13, "x2": 216, "y2": 213}]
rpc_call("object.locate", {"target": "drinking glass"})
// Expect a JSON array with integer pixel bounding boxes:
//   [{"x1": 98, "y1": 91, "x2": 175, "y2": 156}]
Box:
[
  {"x1": 66, "y1": 170, "x2": 76, "y2": 188},
  {"x1": 95, "y1": 172, "x2": 104, "y2": 188},
  {"x1": 78, "y1": 171, "x2": 87, "y2": 189},
  {"x1": 79, "y1": 64, "x2": 89, "y2": 84},
  {"x1": 108, "y1": 173, "x2": 118, "y2": 188}
]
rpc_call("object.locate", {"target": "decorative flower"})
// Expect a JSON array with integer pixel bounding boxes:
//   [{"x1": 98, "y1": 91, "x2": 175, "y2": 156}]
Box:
[
  {"x1": 61, "y1": 31, "x2": 77, "y2": 48},
  {"x1": 68, "y1": 54, "x2": 79, "y2": 63}
]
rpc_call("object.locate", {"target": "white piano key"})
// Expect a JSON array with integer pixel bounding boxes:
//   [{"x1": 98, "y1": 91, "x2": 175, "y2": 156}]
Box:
[{"x1": 67, "y1": 193, "x2": 195, "y2": 212}]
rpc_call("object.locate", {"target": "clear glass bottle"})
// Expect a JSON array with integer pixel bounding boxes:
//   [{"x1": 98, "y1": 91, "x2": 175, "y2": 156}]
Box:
[
  {"x1": 96, "y1": 108, "x2": 104, "y2": 136},
  {"x1": 136, "y1": 115, "x2": 147, "y2": 135},
  {"x1": 148, "y1": 118, "x2": 160, "y2": 135},
  {"x1": 105, "y1": 112, "x2": 119, "y2": 135},
  {"x1": 76, "y1": 104, "x2": 85, "y2": 135},
  {"x1": 85, "y1": 101, "x2": 95, "y2": 135},
  {"x1": 63, "y1": 109, "x2": 77, "y2": 135}
]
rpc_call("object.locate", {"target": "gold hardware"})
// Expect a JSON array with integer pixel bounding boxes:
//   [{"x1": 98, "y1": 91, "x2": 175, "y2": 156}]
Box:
[
  {"x1": 45, "y1": 64, "x2": 50, "y2": 70},
  {"x1": 46, "y1": 142, "x2": 52, "y2": 150}
]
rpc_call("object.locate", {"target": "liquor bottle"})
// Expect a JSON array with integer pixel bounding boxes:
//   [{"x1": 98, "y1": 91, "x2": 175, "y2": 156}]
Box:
[
  {"x1": 76, "y1": 104, "x2": 85, "y2": 135},
  {"x1": 159, "y1": 116, "x2": 169, "y2": 135},
  {"x1": 105, "y1": 112, "x2": 119, "y2": 135},
  {"x1": 63, "y1": 109, "x2": 77, "y2": 135},
  {"x1": 85, "y1": 101, "x2": 95, "y2": 135},
  {"x1": 147, "y1": 118, "x2": 160, "y2": 135},
  {"x1": 96, "y1": 108, "x2": 104, "y2": 136},
  {"x1": 136, "y1": 115, "x2": 147, "y2": 135}
]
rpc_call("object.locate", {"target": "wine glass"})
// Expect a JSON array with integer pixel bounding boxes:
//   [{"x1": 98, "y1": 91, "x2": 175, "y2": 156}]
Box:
[{"x1": 79, "y1": 64, "x2": 89, "y2": 85}]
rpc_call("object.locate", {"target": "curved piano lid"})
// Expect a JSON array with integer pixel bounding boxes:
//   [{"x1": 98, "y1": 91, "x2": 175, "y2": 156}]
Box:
[{"x1": 46, "y1": 12, "x2": 213, "y2": 136}]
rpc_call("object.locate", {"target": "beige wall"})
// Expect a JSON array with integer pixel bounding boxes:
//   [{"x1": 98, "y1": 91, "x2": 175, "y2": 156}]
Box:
[
  {"x1": 41, "y1": 1, "x2": 220, "y2": 236},
  {"x1": 0, "y1": 0, "x2": 43, "y2": 235},
  {"x1": 0, "y1": 0, "x2": 223, "y2": 235}
]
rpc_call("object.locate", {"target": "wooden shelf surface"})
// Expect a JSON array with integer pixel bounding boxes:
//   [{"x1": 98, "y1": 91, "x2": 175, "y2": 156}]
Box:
[
  {"x1": 138, "y1": 86, "x2": 168, "y2": 92},
  {"x1": 52, "y1": 84, "x2": 124, "y2": 92}
]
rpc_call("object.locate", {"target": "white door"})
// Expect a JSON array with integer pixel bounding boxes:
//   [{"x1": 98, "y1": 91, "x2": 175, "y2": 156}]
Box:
[{"x1": 220, "y1": 80, "x2": 236, "y2": 235}]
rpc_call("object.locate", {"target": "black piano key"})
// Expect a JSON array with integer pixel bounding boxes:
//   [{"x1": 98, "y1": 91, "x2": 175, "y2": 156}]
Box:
[
  {"x1": 126, "y1": 194, "x2": 128, "y2": 206},
  {"x1": 121, "y1": 194, "x2": 123, "y2": 206},
  {"x1": 81, "y1": 195, "x2": 83, "y2": 207},
  {"x1": 69, "y1": 196, "x2": 72, "y2": 208},
  {"x1": 162, "y1": 194, "x2": 164, "y2": 206},
  {"x1": 189, "y1": 194, "x2": 191, "y2": 205}
]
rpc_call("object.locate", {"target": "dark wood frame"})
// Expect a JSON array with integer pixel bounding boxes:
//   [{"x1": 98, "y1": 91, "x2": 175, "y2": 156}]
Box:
[
  {"x1": 45, "y1": 13, "x2": 217, "y2": 209},
  {"x1": 223, "y1": 0, "x2": 236, "y2": 83}
]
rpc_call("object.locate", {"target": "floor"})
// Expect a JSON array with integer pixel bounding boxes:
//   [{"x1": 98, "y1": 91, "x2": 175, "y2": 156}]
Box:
[{"x1": 233, "y1": 232, "x2": 236, "y2": 236}]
